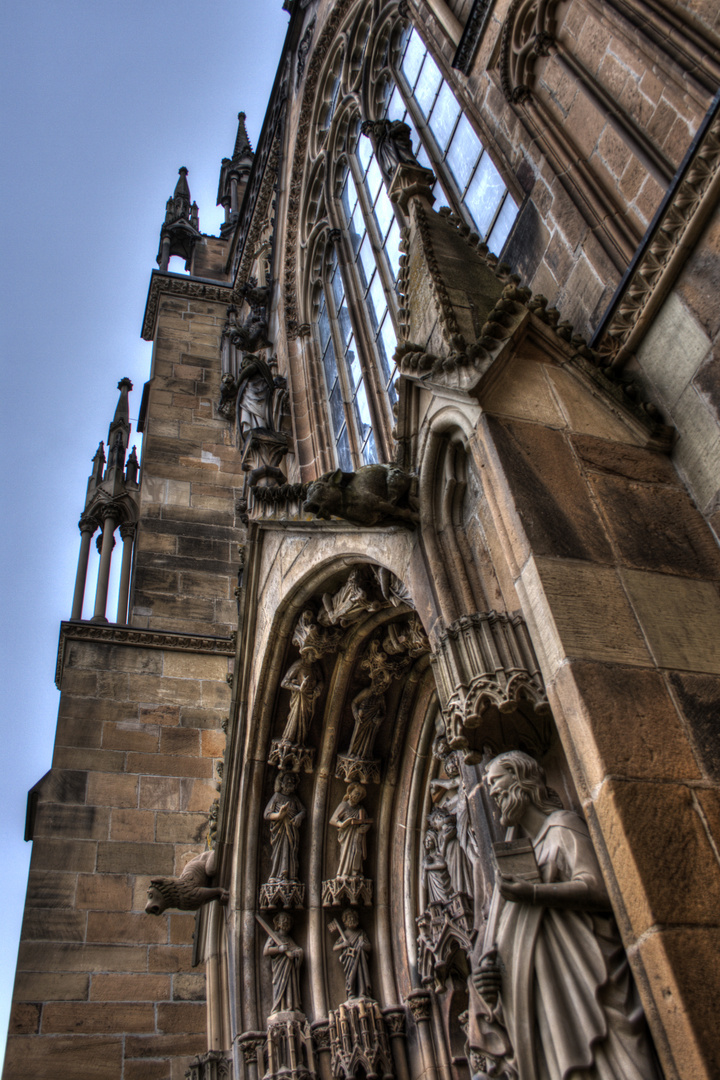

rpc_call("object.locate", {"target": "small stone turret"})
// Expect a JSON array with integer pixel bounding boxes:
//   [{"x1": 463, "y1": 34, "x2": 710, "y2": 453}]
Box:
[
  {"x1": 70, "y1": 379, "x2": 141, "y2": 623},
  {"x1": 217, "y1": 111, "x2": 254, "y2": 235},
  {"x1": 157, "y1": 166, "x2": 201, "y2": 271}
]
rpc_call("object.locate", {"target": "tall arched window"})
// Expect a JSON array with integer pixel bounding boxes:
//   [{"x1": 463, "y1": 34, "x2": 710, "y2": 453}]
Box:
[
  {"x1": 341, "y1": 125, "x2": 400, "y2": 406},
  {"x1": 317, "y1": 245, "x2": 378, "y2": 469},
  {"x1": 385, "y1": 26, "x2": 519, "y2": 254}
]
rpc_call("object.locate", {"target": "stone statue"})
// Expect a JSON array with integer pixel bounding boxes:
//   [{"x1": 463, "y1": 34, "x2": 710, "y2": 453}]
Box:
[
  {"x1": 346, "y1": 686, "x2": 385, "y2": 761},
  {"x1": 421, "y1": 831, "x2": 453, "y2": 906},
  {"x1": 261, "y1": 912, "x2": 304, "y2": 1014},
  {"x1": 279, "y1": 640, "x2": 324, "y2": 746},
  {"x1": 145, "y1": 848, "x2": 228, "y2": 915},
  {"x1": 362, "y1": 118, "x2": 420, "y2": 183},
  {"x1": 469, "y1": 751, "x2": 661, "y2": 1080},
  {"x1": 264, "y1": 773, "x2": 305, "y2": 883},
  {"x1": 330, "y1": 909, "x2": 372, "y2": 999},
  {"x1": 319, "y1": 568, "x2": 383, "y2": 627},
  {"x1": 330, "y1": 784, "x2": 373, "y2": 878},
  {"x1": 303, "y1": 464, "x2": 419, "y2": 527},
  {"x1": 430, "y1": 752, "x2": 476, "y2": 897},
  {"x1": 235, "y1": 353, "x2": 275, "y2": 438}
]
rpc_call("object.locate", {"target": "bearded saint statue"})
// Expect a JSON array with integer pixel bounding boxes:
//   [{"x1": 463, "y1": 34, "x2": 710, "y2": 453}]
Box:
[{"x1": 469, "y1": 750, "x2": 661, "y2": 1080}]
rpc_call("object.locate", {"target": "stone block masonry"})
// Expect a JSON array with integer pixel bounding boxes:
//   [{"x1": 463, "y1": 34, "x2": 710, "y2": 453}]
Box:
[{"x1": 4, "y1": 629, "x2": 232, "y2": 1080}]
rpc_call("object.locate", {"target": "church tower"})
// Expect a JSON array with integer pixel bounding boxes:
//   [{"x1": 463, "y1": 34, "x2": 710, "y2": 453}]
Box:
[{"x1": 5, "y1": 1, "x2": 720, "y2": 1078}]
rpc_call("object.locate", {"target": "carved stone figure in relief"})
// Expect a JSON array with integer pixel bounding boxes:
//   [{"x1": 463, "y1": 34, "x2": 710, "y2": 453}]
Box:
[
  {"x1": 362, "y1": 118, "x2": 420, "y2": 183},
  {"x1": 303, "y1": 464, "x2": 419, "y2": 527},
  {"x1": 319, "y1": 568, "x2": 383, "y2": 627},
  {"x1": 346, "y1": 686, "x2": 385, "y2": 761},
  {"x1": 263, "y1": 912, "x2": 304, "y2": 1015},
  {"x1": 330, "y1": 783, "x2": 373, "y2": 878},
  {"x1": 430, "y1": 753, "x2": 476, "y2": 898},
  {"x1": 235, "y1": 352, "x2": 275, "y2": 437},
  {"x1": 265, "y1": 772, "x2": 305, "y2": 882},
  {"x1": 330, "y1": 909, "x2": 372, "y2": 999},
  {"x1": 145, "y1": 848, "x2": 228, "y2": 915},
  {"x1": 470, "y1": 751, "x2": 661, "y2": 1080},
  {"x1": 421, "y1": 831, "x2": 453, "y2": 906},
  {"x1": 280, "y1": 647, "x2": 324, "y2": 745}
]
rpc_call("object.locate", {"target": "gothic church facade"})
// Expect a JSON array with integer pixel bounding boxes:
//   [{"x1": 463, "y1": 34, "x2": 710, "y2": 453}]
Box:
[{"x1": 5, "y1": 0, "x2": 720, "y2": 1078}]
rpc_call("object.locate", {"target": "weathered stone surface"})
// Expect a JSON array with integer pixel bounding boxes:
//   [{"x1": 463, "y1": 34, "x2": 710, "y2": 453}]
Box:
[
  {"x1": 637, "y1": 926, "x2": 720, "y2": 1080},
  {"x1": 551, "y1": 662, "x2": 702, "y2": 787},
  {"x1": 4, "y1": 1035, "x2": 123, "y2": 1079},
  {"x1": 522, "y1": 558, "x2": 651, "y2": 674},
  {"x1": 595, "y1": 779, "x2": 720, "y2": 937},
  {"x1": 621, "y1": 570, "x2": 720, "y2": 674},
  {"x1": 590, "y1": 475, "x2": 720, "y2": 578},
  {"x1": 485, "y1": 417, "x2": 613, "y2": 563},
  {"x1": 668, "y1": 672, "x2": 720, "y2": 782},
  {"x1": 570, "y1": 433, "x2": 680, "y2": 485}
]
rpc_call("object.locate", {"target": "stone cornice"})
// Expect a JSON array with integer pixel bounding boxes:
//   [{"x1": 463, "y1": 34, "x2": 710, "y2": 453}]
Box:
[
  {"x1": 141, "y1": 270, "x2": 232, "y2": 341},
  {"x1": 56, "y1": 621, "x2": 235, "y2": 688},
  {"x1": 594, "y1": 92, "x2": 720, "y2": 365}
]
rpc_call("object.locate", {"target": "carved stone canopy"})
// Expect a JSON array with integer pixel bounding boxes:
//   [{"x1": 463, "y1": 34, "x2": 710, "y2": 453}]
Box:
[{"x1": 431, "y1": 611, "x2": 551, "y2": 761}]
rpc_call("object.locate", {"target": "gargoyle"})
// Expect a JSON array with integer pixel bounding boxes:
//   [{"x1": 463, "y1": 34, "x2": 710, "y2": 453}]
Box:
[
  {"x1": 145, "y1": 848, "x2": 228, "y2": 915},
  {"x1": 303, "y1": 464, "x2": 419, "y2": 527}
]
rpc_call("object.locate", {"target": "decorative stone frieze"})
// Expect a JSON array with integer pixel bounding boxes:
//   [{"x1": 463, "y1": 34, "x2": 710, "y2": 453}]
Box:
[
  {"x1": 185, "y1": 1050, "x2": 233, "y2": 1080},
  {"x1": 322, "y1": 875, "x2": 373, "y2": 907},
  {"x1": 269, "y1": 741, "x2": 315, "y2": 774},
  {"x1": 264, "y1": 1014, "x2": 316, "y2": 1080},
  {"x1": 431, "y1": 611, "x2": 551, "y2": 758},
  {"x1": 416, "y1": 895, "x2": 474, "y2": 990},
  {"x1": 328, "y1": 999, "x2": 393, "y2": 1080},
  {"x1": 237, "y1": 1032, "x2": 266, "y2": 1066}
]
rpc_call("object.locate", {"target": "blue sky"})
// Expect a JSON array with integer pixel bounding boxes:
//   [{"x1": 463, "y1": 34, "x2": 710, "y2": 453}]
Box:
[{"x1": 0, "y1": 0, "x2": 289, "y2": 1059}]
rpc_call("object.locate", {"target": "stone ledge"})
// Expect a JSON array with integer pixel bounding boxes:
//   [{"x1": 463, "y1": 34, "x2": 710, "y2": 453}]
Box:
[{"x1": 56, "y1": 621, "x2": 235, "y2": 688}]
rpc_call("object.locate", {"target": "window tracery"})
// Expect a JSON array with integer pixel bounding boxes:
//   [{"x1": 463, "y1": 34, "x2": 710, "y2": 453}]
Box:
[{"x1": 298, "y1": 5, "x2": 521, "y2": 470}]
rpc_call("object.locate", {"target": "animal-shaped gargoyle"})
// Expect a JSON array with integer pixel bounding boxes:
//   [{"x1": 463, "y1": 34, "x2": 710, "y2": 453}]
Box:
[
  {"x1": 303, "y1": 464, "x2": 419, "y2": 527},
  {"x1": 145, "y1": 848, "x2": 228, "y2": 915}
]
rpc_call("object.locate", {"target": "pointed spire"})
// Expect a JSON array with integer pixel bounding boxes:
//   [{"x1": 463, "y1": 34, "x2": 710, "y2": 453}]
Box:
[
  {"x1": 105, "y1": 378, "x2": 133, "y2": 493},
  {"x1": 157, "y1": 167, "x2": 201, "y2": 270},
  {"x1": 125, "y1": 446, "x2": 140, "y2": 487},
  {"x1": 233, "y1": 112, "x2": 253, "y2": 160},
  {"x1": 218, "y1": 111, "x2": 255, "y2": 232}
]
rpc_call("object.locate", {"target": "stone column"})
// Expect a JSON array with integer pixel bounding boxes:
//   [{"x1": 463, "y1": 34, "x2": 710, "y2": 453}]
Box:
[
  {"x1": 238, "y1": 1031, "x2": 265, "y2": 1080},
  {"x1": 159, "y1": 233, "x2": 171, "y2": 271},
  {"x1": 406, "y1": 990, "x2": 438, "y2": 1080},
  {"x1": 382, "y1": 1006, "x2": 410, "y2": 1080},
  {"x1": 92, "y1": 507, "x2": 117, "y2": 623},
  {"x1": 116, "y1": 522, "x2": 136, "y2": 625},
  {"x1": 71, "y1": 516, "x2": 97, "y2": 620},
  {"x1": 310, "y1": 1020, "x2": 332, "y2": 1080}
]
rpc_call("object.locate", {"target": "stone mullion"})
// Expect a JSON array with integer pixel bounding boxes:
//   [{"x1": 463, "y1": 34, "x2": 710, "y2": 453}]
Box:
[
  {"x1": 548, "y1": 44, "x2": 675, "y2": 185},
  {"x1": 599, "y1": 0, "x2": 720, "y2": 96},
  {"x1": 71, "y1": 516, "x2": 97, "y2": 620},
  {"x1": 92, "y1": 507, "x2": 118, "y2": 622},
  {"x1": 516, "y1": 91, "x2": 638, "y2": 270},
  {"x1": 116, "y1": 522, "x2": 136, "y2": 626}
]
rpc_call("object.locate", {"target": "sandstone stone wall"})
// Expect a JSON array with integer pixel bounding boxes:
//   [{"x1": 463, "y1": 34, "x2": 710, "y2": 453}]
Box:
[
  {"x1": 133, "y1": 294, "x2": 244, "y2": 636},
  {"x1": 4, "y1": 632, "x2": 230, "y2": 1080}
]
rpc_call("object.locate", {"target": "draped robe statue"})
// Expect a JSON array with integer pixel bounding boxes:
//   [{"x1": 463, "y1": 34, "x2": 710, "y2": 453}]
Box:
[
  {"x1": 264, "y1": 913, "x2": 303, "y2": 1015},
  {"x1": 264, "y1": 772, "x2": 305, "y2": 882},
  {"x1": 469, "y1": 751, "x2": 661, "y2": 1080}
]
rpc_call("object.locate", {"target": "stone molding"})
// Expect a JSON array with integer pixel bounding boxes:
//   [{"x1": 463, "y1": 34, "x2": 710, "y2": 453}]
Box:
[
  {"x1": 452, "y1": 0, "x2": 494, "y2": 75},
  {"x1": 394, "y1": 203, "x2": 673, "y2": 442},
  {"x1": 431, "y1": 611, "x2": 550, "y2": 756},
  {"x1": 185, "y1": 1050, "x2": 233, "y2": 1080},
  {"x1": 596, "y1": 101, "x2": 720, "y2": 366},
  {"x1": 55, "y1": 620, "x2": 235, "y2": 688},
  {"x1": 284, "y1": 0, "x2": 357, "y2": 334},
  {"x1": 141, "y1": 270, "x2": 232, "y2": 341}
]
